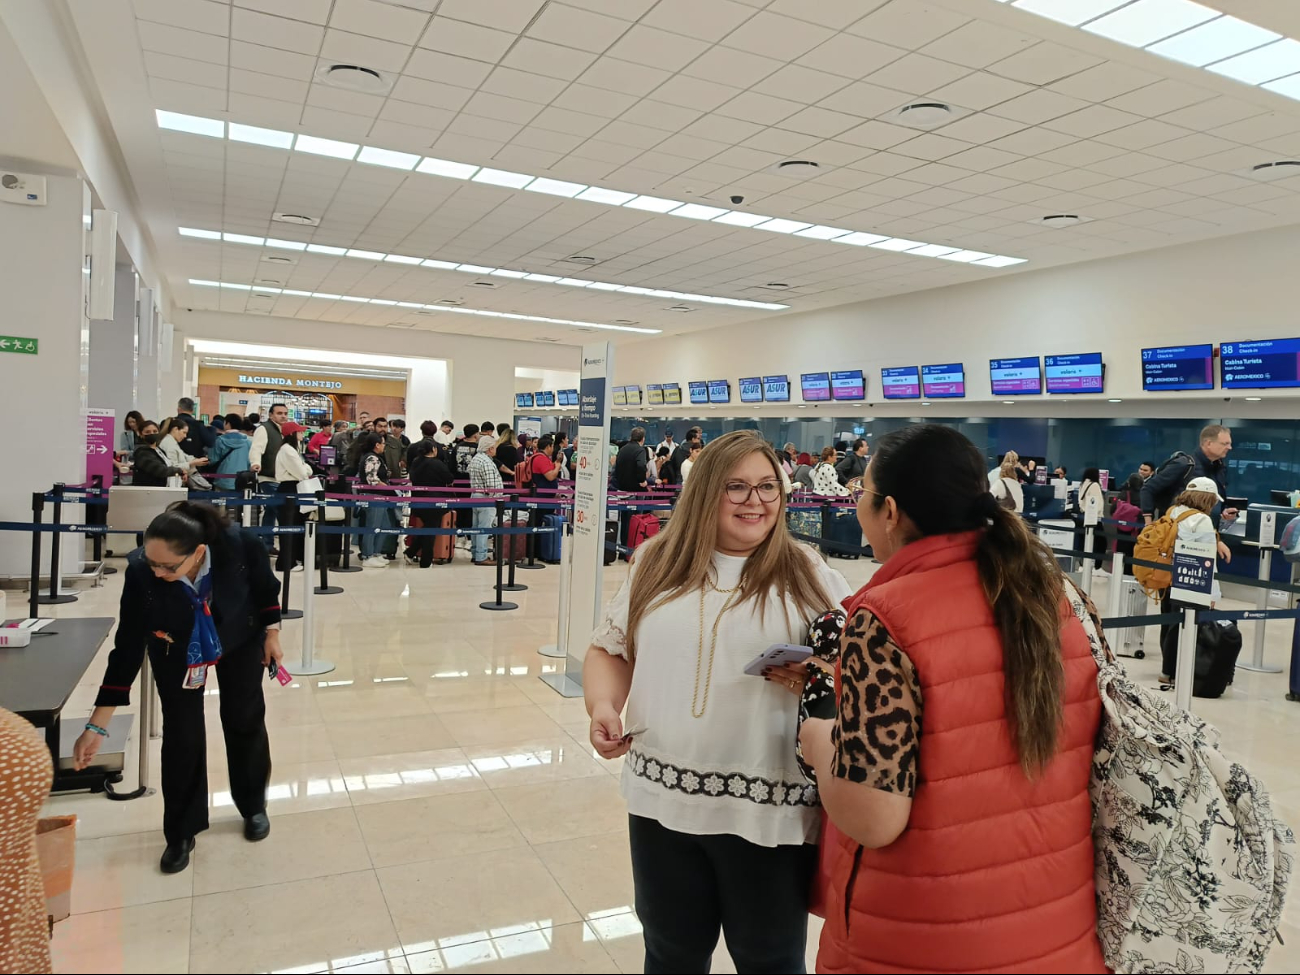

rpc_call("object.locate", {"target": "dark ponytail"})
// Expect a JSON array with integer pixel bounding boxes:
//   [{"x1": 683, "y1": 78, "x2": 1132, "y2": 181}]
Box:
[
  {"x1": 869, "y1": 425, "x2": 1065, "y2": 776},
  {"x1": 145, "y1": 500, "x2": 230, "y2": 554}
]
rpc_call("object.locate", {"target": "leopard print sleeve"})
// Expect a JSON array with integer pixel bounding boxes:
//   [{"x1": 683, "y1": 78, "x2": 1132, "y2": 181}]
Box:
[{"x1": 831, "y1": 609, "x2": 922, "y2": 797}]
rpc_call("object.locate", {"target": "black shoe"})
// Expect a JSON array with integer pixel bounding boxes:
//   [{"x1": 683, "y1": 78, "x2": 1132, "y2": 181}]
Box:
[
  {"x1": 244, "y1": 812, "x2": 270, "y2": 842},
  {"x1": 160, "y1": 838, "x2": 195, "y2": 874}
]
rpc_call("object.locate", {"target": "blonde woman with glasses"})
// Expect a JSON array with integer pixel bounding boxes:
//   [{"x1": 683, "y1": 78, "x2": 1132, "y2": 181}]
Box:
[{"x1": 585, "y1": 431, "x2": 850, "y2": 974}]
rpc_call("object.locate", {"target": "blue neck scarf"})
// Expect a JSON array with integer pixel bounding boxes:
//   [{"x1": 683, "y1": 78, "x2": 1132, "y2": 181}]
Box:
[{"x1": 181, "y1": 568, "x2": 222, "y2": 688}]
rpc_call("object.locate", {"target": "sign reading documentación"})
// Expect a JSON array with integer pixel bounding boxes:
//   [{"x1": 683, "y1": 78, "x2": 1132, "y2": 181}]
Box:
[{"x1": 0, "y1": 335, "x2": 39, "y2": 355}]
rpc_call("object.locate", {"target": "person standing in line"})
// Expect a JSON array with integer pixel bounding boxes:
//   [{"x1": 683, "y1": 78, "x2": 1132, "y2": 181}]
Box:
[
  {"x1": 679, "y1": 440, "x2": 704, "y2": 485},
  {"x1": 555, "y1": 432, "x2": 573, "y2": 480},
  {"x1": 158, "y1": 417, "x2": 211, "y2": 481},
  {"x1": 373, "y1": 417, "x2": 403, "y2": 477},
  {"x1": 468, "y1": 436, "x2": 503, "y2": 566},
  {"x1": 1158, "y1": 478, "x2": 1232, "y2": 684},
  {"x1": 307, "y1": 418, "x2": 333, "y2": 457},
  {"x1": 132, "y1": 421, "x2": 188, "y2": 487},
  {"x1": 835, "y1": 438, "x2": 869, "y2": 486},
  {"x1": 812, "y1": 446, "x2": 850, "y2": 497},
  {"x1": 356, "y1": 433, "x2": 395, "y2": 568},
  {"x1": 406, "y1": 439, "x2": 455, "y2": 568},
  {"x1": 209, "y1": 414, "x2": 253, "y2": 485},
  {"x1": 991, "y1": 454, "x2": 1025, "y2": 513},
  {"x1": 73, "y1": 501, "x2": 283, "y2": 874},
  {"x1": 174, "y1": 396, "x2": 215, "y2": 459},
  {"x1": 248, "y1": 403, "x2": 290, "y2": 540},
  {"x1": 327, "y1": 419, "x2": 351, "y2": 457},
  {"x1": 584, "y1": 431, "x2": 850, "y2": 974},
  {"x1": 796, "y1": 424, "x2": 1106, "y2": 974},
  {"x1": 780, "y1": 442, "x2": 798, "y2": 477},
  {"x1": 1077, "y1": 467, "x2": 1107, "y2": 573},
  {"x1": 433, "y1": 420, "x2": 456, "y2": 447},
  {"x1": 454, "y1": 423, "x2": 481, "y2": 477},
  {"x1": 670, "y1": 426, "x2": 702, "y2": 482},
  {"x1": 1141, "y1": 424, "x2": 1236, "y2": 528},
  {"x1": 121, "y1": 409, "x2": 145, "y2": 456},
  {"x1": 656, "y1": 429, "x2": 676, "y2": 456},
  {"x1": 390, "y1": 418, "x2": 410, "y2": 450},
  {"x1": 494, "y1": 427, "x2": 521, "y2": 480},
  {"x1": 272, "y1": 421, "x2": 314, "y2": 571},
  {"x1": 615, "y1": 428, "x2": 650, "y2": 492},
  {"x1": 1138, "y1": 460, "x2": 1156, "y2": 480}
]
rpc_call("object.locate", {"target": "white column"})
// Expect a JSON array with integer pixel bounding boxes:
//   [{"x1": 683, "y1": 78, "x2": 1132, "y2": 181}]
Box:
[
  {"x1": 135, "y1": 290, "x2": 161, "y2": 420},
  {"x1": 0, "y1": 174, "x2": 91, "y2": 576},
  {"x1": 89, "y1": 264, "x2": 138, "y2": 427}
]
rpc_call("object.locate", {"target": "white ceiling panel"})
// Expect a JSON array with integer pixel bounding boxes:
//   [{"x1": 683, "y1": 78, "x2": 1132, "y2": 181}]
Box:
[{"x1": 63, "y1": 0, "x2": 1300, "y2": 345}]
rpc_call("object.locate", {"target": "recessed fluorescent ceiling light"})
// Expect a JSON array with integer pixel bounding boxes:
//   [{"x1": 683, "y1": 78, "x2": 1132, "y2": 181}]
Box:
[
  {"x1": 1208, "y1": 37, "x2": 1300, "y2": 84},
  {"x1": 671, "y1": 203, "x2": 729, "y2": 220},
  {"x1": 870, "y1": 238, "x2": 926, "y2": 251},
  {"x1": 1011, "y1": 0, "x2": 1126, "y2": 26},
  {"x1": 155, "y1": 114, "x2": 1027, "y2": 269},
  {"x1": 1147, "y1": 15, "x2": 1280, "y2": 66},
  {"x1": 228, "y1": 122, "x2": 294, "y2": 148},
  {"x1": 1084, "y1": 0, "x2": 1218, "y2": 48},
  {"x1": 293, "y1": 134, "x2": 359, "y2": 159},
  {"x1": 156, "y1": 110, "x2": 224, "y2": 137},
  {"x1": 525, "y1": 177, "x2": 586, "y2": 197},
  {"x1": 937, "y1": 249, "x2": 994, "y2": 263},
  {"x1": 624, "y1": 195, "x2": 684, "y2": 212},
  {"x1": 187, "y1": 278, "x2": 661, "y2": 333},
  {"x1": 974, "y1": 255, "x2": 1028, "y2": 267},
  {"x1": 176, "y1": 224, "x2": 788, "y2": 309},
  {"x1": 471, "y1": 167, "x2": 534, "y2": 188},
  {"x1": 265, "y1": 237, "x2": 307, "y2": 250},
  {"x1": 415, "y1": 157, "x2": 479, "y2": 179},
  {"x1": 909, "y1": 244, "x2": 960, "y2": 257},
  {"x1": 1263, "y1": 74, "x2": 1300, "y2": 98},
  {"x1": 754, "y1": 218, "x2": 812, "y2": 234},
  {"x1": 356, "y1": 146, "x2": 420, "y2": 170}
]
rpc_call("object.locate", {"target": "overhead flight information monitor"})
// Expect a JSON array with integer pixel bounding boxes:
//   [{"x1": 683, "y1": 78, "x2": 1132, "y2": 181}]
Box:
[
  {"x1": 739, "y1": 377, "x2": 764, "y2": 403},
  {"x1": 646, "y1": 384, "x2": 664, "y2": 405},
  {"x1": 612, "y1": 386, "x2": 627, "y2": 407},
  {"x1": 921, "y1": 363, "x2": 965, "y2": 398},
  {"x1": 663, "y1": 383, "x2": 682, "y2": 405},
  {"x1": 830, "y1": 370, "x2": 865, "y2": 401},
  {"x1": 537, "y1": 390, "x2": 555, "y2": 407},
  {"x1": 707, "y1": 379, "x2": 730, "y2": 404},
  {"x1": 989, "y1": 357, "x2": 1041, "y2": 395},
  {"x1": 763, "y1": 375, "x2": 790, "y2": 402},
  {"x1": 1141, "y1": 344, "x2": 1214, "y2": 391},
  {"x1": 624, "y1": 385, "x2": 642, "y2": 406},
  {"x1": 1045, "y1": 352, "x2": 1104, "y2": 393},
  {"x1": 881, "y1": 366, "x2": 920, "y2": 400},
  {"x1": 688, "y1": 381, "x2": 708, "y2": 405},
  {"x1": 800, "y1": 372, "x2": 830, "y2": 401},
  {"x1": 515, "y1": 393, "x2": 534, "y2": 409},
  {"x1": 1221, "y1": 338, "x2": 1300, "y2": 389}
]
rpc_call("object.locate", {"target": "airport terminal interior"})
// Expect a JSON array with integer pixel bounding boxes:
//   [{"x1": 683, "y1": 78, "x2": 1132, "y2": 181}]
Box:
[{"x1": 5, "y1": 0, "x2": 1300, "y2": 972}]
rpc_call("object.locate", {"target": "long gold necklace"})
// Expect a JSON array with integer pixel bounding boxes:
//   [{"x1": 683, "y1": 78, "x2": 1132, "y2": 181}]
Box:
[{"x1": 692, "y1": 576, "x2": 740, "y2": 718}]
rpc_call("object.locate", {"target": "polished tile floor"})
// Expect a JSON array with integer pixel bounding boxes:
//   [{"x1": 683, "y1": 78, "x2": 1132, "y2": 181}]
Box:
[{"x1": 37, "y1": 548, "x2": 1300, "y2": 974}]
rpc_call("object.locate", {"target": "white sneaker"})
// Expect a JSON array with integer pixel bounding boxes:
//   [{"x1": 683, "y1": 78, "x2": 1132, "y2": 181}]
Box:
[{"x1": 363, "y1": 556, "x2": 388, "y2": 568}]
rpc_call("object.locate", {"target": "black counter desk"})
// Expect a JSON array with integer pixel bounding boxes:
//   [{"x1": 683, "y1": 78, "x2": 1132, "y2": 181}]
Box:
[{"x1": 0, "y1": 617, "x2": 115, "y2": 791}]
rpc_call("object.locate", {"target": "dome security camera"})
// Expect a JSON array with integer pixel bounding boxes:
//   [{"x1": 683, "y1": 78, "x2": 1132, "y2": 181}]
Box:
[{"x1": 730, "y1": 195, "x2": 744, "y2": 205}]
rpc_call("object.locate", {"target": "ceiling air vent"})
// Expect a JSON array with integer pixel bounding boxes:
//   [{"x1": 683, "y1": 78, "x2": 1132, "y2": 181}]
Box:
[
  {"x1": 471, "y1": 281, "x2": 499, "y2": 289},
  {"x1": 775, "y1": 160, "x2": 820, "y2": 176},
  {"x1": 1250, "y1": 160, "x2": 1300, "y2": 180},
  {"x1": 318, "y1": 63, "x2": 388, "y2": 94},
  {"x1": 272, "y1": 212, "x2": 319, "y2": 226},
  {"x1": 893, "y1": 102, "x2": 953, "y2": 128},
  {"x1": 1041, "y1": 214, "x2": 1082, "y2": 226}
]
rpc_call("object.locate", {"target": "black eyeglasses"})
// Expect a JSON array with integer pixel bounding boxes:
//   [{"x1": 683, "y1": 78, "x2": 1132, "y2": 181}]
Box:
[
  {"x1": 145, "y1": 550, "x2": 196, "y2": 573},
  {"x1": 725, "y1": 480, "x2": 781, "y2": 504}
]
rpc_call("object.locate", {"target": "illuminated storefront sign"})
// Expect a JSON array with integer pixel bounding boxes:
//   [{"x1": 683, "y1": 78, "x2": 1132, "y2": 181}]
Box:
[{"x1": 237, "y1": 374, "x2": 343, "y2": 389}]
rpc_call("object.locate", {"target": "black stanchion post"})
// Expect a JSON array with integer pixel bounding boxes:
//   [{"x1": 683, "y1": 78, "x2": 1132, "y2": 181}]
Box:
[
  {"x1": 91, "y1": 475, "x2": 105, "y2": 564},
  {"x1": 336, "y1": 497, "x2": 361, "y2": 572},
  {"x1": 29, "y1": 492, "x2": 43, "y2": 619},
  {"x1": 41, "y1": 482, "x2": 77, "y2": 605},
  {"x1": 279, "y1": 526, "x2": 303, "y2": 620},
  {"x1": 819, "y1": 501, "x2": 832, "y2": 560},
  {"x1": 498, "y1": 498, "x2": 527, "y2": 592},
  {"x1": 480, "y1": 502, "x2": 518, "y2": 612},
  {"x1": 314, "y1": 491, "x2": 343, "y2": 595}
]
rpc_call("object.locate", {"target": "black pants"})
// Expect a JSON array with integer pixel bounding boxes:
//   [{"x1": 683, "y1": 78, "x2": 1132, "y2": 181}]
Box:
[
  {"x1": 276, "y1": 482, "x2": 303, "y2": 570},
  {"x1": 628, "y1": 815, "x2": 815, "y2": 974},
  {"x1": 1160, "y1": 592, "x2": 1197, "y2": 680},
  {"x1": 149, "y1": 633, "x2": 271, "y2": 844}
]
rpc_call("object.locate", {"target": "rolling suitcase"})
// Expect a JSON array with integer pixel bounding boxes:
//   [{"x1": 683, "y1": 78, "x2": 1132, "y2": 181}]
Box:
[
  {"x1": 432, "y1": 510, "x2": 455, "y2": 564},
  {"x1": 1289, "y1": 619, "x2": 1300, "y2": 703},
  {"x1": 500, "y1": 510, "x2": 529, "y2": 562},
  {"x1": 628, "y1": 512, "x2": 659, "y2": 552},
  {"x1": 1115, "y1": 578, "x2": 1149, "y2": 659},
  {"x1": 827, "y1": 507, "x2": 862, "y2": 559},
  {"x1": 786, "y1": 508, "x2": 821, "y2": 542},
  {"x1": 604, "y1": 519, "x2": 618, "y2": 565},
  {"x1": 539, "y1": 513, "x2": 566, "y2": 563}
]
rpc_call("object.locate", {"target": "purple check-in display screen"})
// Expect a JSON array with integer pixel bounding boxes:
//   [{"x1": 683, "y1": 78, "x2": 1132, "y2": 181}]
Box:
[
  {"x1": 1141, "y1": 345, "x2": 1213, "y2": 391},
  {"x1": 830, "y1": 370, "x2": 865, "y2": 401},
  {"x1": 1045, "y1": 353, "x2": 1104, "y2": 393},
  {"x1": 921, "y1": 363, "x2": 965, "y2": 398},
  {"x1": 800, "y1": 372, "x2": 830, "y2": 401},
  {"x1": 881, "y1": 366, "x2": 920, "y2": 400},
  {"x1": 989, "y1": 357, "x2": 1041, "y2": 395}
]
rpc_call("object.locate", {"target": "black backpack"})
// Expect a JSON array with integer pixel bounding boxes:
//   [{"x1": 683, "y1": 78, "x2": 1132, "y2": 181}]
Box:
[{"x1": 1150, "y1": 450, "x2": 1196, "y2": 514}]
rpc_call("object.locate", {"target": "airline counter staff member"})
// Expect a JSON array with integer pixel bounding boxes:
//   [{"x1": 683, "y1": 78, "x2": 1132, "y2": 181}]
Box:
[{"x1": 73, "y1": 501, "x2": 284, "y2": 875}]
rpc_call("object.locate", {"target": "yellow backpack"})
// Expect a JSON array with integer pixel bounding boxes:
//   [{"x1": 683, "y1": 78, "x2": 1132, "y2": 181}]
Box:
[{"x1": 1132, "y1": 509, "x2": 1198, "y2": 597}]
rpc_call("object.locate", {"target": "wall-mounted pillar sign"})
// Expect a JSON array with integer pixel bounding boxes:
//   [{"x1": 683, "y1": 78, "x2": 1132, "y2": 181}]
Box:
[
  {"x1": 544, "y1": 342, "x2": 613, "y2": 698},
  {"x1": 0, "y1": 335, "x2": 39, "y2": 355},
  {"x1": 85, "y1": 408, "x2": 115, "y2": 484},
  {"x1": 1171, "y1": 531, "x2": 1217, "y2": 607}
]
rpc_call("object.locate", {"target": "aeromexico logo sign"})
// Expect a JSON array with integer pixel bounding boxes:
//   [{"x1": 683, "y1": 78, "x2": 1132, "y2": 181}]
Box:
[{"x1": 237, "y1": 374, "x2": 343, "y2": 389}]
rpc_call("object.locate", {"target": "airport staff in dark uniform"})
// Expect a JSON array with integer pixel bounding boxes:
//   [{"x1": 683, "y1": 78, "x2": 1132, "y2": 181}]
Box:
[{"x1": 73, "y1": 501, "x2": 284, "y2": 874}]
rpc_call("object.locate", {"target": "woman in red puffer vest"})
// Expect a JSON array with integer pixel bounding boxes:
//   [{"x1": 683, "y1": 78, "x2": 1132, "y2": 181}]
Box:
[{"x1": 798, "y1": 424, "x2": 1109, "y2": 974}]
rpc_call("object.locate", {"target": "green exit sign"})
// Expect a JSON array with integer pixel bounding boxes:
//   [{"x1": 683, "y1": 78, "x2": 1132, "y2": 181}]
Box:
[{"x1": 0, "y1": 336, "x2": 38, "y2": 355}]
